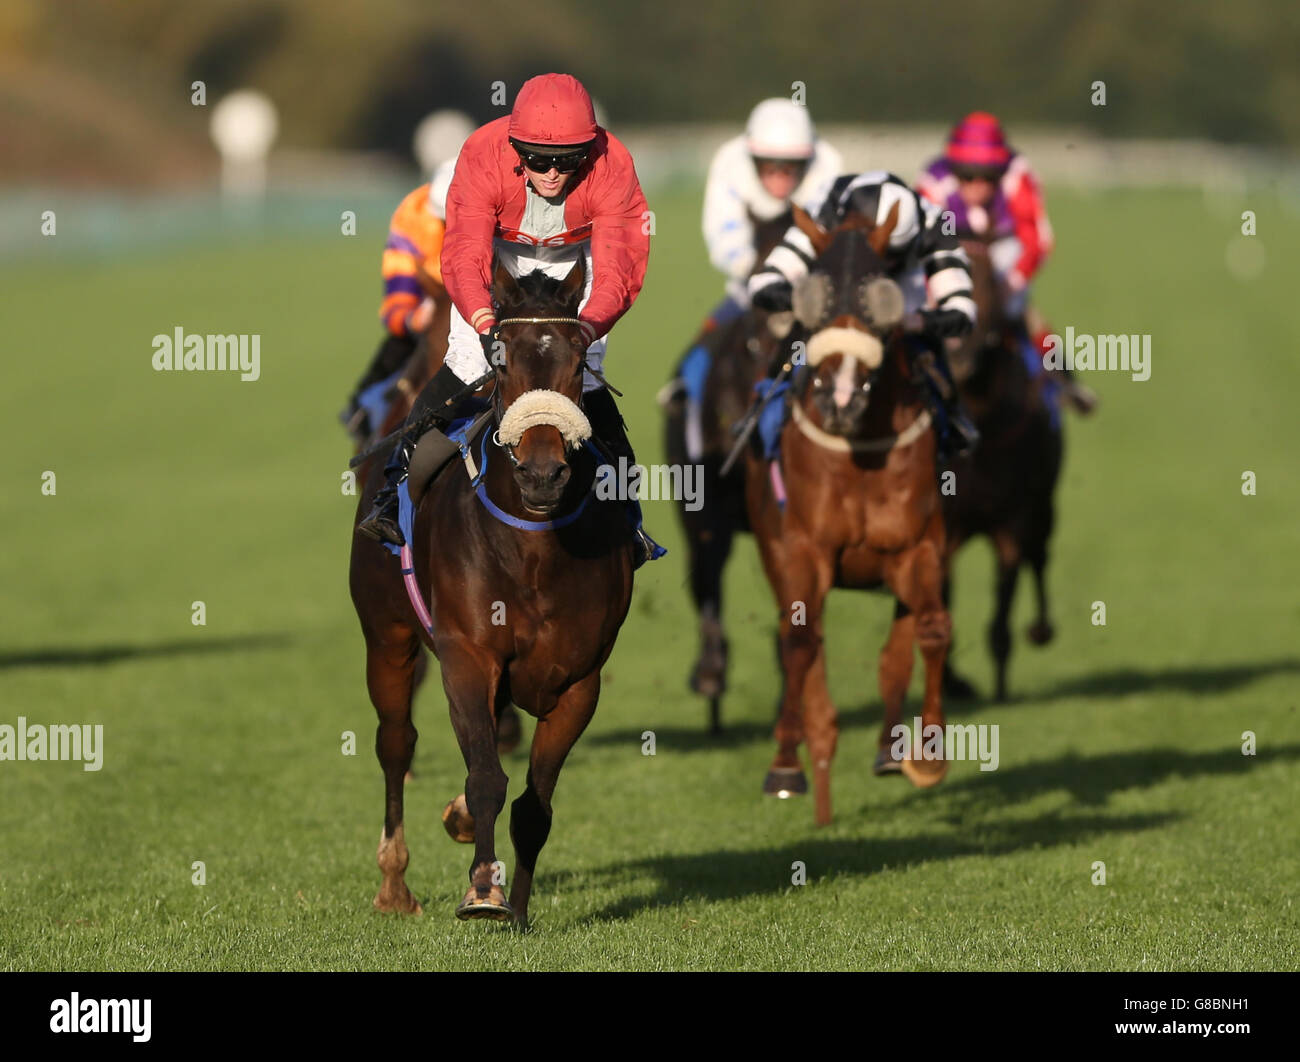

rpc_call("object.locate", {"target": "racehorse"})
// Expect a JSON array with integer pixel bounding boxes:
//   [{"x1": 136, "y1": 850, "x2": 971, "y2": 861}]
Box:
[
  {"x1": 357, "y1": 265, "x2": 523, "y2": 755},
  {"x1": 662, "y1": 211, "x2": 795, "y2": 733},
  {"x1": 349, "y1": 257, "x2": 635, "y2": 923},
  {"x1": 745, "y1": 203, "x2": 952, "y2": 825},
  {"x1": 941, "y1": 236, "x2": 1062, "y2": 702}
]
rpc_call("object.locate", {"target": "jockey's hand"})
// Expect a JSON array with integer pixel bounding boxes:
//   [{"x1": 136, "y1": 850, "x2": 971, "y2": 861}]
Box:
[
  {"x1": 405, "y1": 297, "x2": 435, "y2": 335},
  {"x1": 479, "y1": 327, "x2": 502, "y2": 367},
  {"x1": 751, "y1": 280, "x2": 793, "y2": 313},
  {"x1": 902, "y1": 312, "x2": 926, "y2": 333}
]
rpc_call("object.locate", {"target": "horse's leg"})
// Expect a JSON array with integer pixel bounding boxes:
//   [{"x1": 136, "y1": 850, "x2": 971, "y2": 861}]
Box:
[
  {"x1": 886, "y1": 525, "x2": 952, "y2": 788},
  {"x1": 1024, "y1": 497, "x2": 1056, "y2": 647},
  {"x1": 508, "y1": 671, "x2": 600, "y2": 926},
  {"x1": 990, "y1": 530, "x2": 1022, "y2": 703},
  {"x1": 801, "y1": 639, "x2": 838, "y2": 825},
  {"x1": 873, "y1": 600, "x2": 916, "y2": 777},
  {"x1": 404, "y1": 649, "x2": 430, "y2": 783},
  {"x1": 497, "y1": 704, "x2": 524, "y2": 754},
  {"x1": 941, "y1": 572, "x2": 979, "y2": 699},
  {"x1": 687, "y1": 481, "x2": 735, "y2": 731},
  {"x1": 441, "y1": 646, "x2": 512, "y2": 920},
  {"x1": 763, "y1": 547, "x2": 831, "y2": 802},
  {"x1": 367, "y1": 623, "x2": 423, "y2": 914}
]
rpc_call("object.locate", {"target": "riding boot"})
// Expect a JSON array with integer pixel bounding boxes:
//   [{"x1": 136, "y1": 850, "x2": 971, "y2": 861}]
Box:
[
  {"x1": 356, "y1": 362, "x2": 465, "y2": 546},
  {"x1": 912, "y1": 340, "x2": 980, "y2": 458},
  {"x1": 584, "y1": 387, "x2": 664, "y2": 569}
]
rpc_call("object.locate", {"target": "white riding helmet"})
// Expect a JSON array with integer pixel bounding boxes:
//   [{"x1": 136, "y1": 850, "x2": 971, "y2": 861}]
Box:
[{"x1": 745, "y1": 98, "x2": 815, "y2": 160}]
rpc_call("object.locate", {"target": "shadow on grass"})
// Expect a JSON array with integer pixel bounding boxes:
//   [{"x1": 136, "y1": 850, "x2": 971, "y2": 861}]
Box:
[
  {"x1": 932, "y1": 744, "x2": 1300, "y2": 809},
  {"x1": 606, "y1": 658, "x2": 1300, "y2": 746},
  {"x1": 0, "y1": 633, "x2": 294, "y2": 670},
  {"x1": 577, "y1": 808, "x2": 1179, "y2": 922}
]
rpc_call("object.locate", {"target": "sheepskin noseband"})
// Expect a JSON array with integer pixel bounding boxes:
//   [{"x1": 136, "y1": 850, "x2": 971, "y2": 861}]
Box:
[
  {"x1": 496, "y1": 389, "x2": 592, "y2": 448},
  {"x1": 804, "y1": 327, "x2": 884, "y2": 371}
]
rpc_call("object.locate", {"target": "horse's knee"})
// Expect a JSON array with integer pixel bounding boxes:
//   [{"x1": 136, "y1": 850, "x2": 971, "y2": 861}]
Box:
[{"x1": 916, "y1": 609, "x2": 951, "y2": 655}]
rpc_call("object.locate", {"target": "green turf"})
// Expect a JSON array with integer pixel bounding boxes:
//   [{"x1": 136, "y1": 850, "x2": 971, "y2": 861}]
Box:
[{"x1": 1, "y1": 185, "x2": 1297, "y2": 970}]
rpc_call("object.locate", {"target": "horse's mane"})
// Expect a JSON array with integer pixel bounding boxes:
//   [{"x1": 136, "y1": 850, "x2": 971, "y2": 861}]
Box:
[{"x1": 495, "y1": 267, "x2": 581, "y2": 316}]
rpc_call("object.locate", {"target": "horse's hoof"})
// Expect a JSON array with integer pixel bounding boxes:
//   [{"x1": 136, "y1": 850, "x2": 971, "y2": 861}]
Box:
[
  {"x1": 441, "y1": 794, "x2": 475, "y2": 843},
  {"x1": 900, "y1": 756, "x2": 949, "y2": 789},
  {"x1": 943, "y1": 671, "x2": 979, "y2": 699},
  {"x1": 763, "y1": 766, "x2": 807, "y2": 798},
  {"x1": 497, "y1": 708, "x2": 522, "y2": 755},
  {"x1": 456, "y1": 884, "x2": 513, "y2": 922},
  {"x1": 1026, "y1": 620, "x2": 1055, "y2": 646},
  {"x1": 689, "y1": 662, "x2": 726, "y2": 700},
  {"x1": 873, "y1": 749, "x2": 903, "y2": 776},
  {"x1": 373, "y1": 888, "x2": 422, "y2": 915}
]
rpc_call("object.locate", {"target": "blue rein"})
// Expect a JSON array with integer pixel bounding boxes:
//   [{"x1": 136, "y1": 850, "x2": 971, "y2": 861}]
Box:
[{"x1": 471, "y1": 421, "x2": 601, "y2": 533}]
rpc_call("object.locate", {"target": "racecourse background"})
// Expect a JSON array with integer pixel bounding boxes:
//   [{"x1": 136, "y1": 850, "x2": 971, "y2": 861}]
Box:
[{"x1": 1, "y1": 152, "x2": 1297, "y2": 967}]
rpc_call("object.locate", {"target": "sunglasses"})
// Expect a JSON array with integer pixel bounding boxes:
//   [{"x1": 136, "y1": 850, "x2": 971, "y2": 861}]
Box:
[
  {"x1": 516, "y1": 148, "x2": 588, "y2": 174},
  {"x1": 952, "y1": 165, "x2": 1004, "y2": 182}
]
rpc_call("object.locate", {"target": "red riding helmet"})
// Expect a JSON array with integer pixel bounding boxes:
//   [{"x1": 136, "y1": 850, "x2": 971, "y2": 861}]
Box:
[
  {"x1": 945, "y1": 111, "x2": 1013, "y2": 171},
  {"x1": 508, "y1": 73, "x2": 598, "y2": 148}
]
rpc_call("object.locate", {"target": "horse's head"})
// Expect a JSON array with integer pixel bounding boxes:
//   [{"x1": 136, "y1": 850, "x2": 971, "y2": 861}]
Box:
[
  {"x1": 490, "y1": 256, "x2": 592, "y2": 515},
  {"x1": 787, "y1": 203, "x2": 907, "y2": 437}
]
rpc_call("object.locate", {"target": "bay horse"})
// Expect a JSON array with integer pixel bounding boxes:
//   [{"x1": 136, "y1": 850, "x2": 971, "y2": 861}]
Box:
[
  {"x1": 941, "y1": 236, "x2": 1062, "y2": 702},
  {"x1": 661, "y1": 211, "x2": 795, "y2": 733},
  {"x1": 349, "y1": 256, "x2": 635, "y2": 923},
  {"x1": 745, "y1": 203, "x2": 952, "y2": 825},
  {"x1": 357, "y1": 263, "x2": 523, "y2": 754}
]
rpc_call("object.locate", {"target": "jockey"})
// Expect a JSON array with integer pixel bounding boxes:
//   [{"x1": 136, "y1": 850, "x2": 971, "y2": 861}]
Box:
[
  {"x1": 666, "y1": 99, "x2": 841, "y2": 448},
  {"x1": 339, "y1": 154, "x2": 460, "y2": 442},
  {"x1": 916, "y1": 112, "x2": 1094, "y2": 417},
  {"x1": 358, "y1": 73, "x2": 654, "y2": 555},
  {"x1": 748, "y1": 171, "x2": 981, "y2": 457}
]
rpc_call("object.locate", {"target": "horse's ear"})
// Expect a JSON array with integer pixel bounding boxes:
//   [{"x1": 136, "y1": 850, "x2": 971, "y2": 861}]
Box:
[
  {"x1": 492, "y1": 256, "x2": 518, "y2": 308},
  {"x1": 792, "y1": 205, "x2": 832, "y2": 258},
  {"x1": 558, "y1": 255, "x2": 586, "y2": 311},
  {"x1": 869, "y1": 201, "x2": 901, "y2": 258}
]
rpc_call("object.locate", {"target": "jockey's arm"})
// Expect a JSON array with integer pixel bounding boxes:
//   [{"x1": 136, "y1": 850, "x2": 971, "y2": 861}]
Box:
[
  {"x1": 1003, "y1": 159, "x2": 1054, "y2": 291},
  {"x1": 913, "y1": 203, "x2": 976, "y2": 338},
  {"x1": 702, "y1": 140, "x2": 757, "y2": 282},
  {"x1": 576, "y1": 137, "x2": 652, "y2": 343},
  {"x1": 441, "y1": 136, "x2": 503, "y2": 336},
  {"x1": 379, "y1": 184, "x2": 445, "y2": 337}
]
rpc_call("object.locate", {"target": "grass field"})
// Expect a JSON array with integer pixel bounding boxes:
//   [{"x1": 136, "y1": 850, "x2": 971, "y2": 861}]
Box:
[{"x1": 2, "y1": 184, "x2": 1298, "y2": 970}]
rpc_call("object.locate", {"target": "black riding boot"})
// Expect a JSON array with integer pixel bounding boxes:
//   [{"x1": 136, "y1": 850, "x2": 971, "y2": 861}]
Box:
[
  {"x1": 912, "y1": 341, "x2": 980, "y2": 458},
  {"x1": 356, "y1": 363, "x2": 465, "y2": 546},
  {"x1": 584, "y1": 387, "x2": 660, "y2": 569}
]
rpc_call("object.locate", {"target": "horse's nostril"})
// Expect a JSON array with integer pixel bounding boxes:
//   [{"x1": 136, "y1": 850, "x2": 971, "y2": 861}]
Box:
[{"x1": 550, "y1": 464, "x2": 570, "y2": 486}]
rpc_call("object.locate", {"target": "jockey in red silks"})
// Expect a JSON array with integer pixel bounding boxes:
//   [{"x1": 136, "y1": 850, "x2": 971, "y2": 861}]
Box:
[
  {"x1": 359, "y1": 73, "x2": 653, "y2": 548},
  {"x1": 916, "y1": 112, "x2": 1095, "y2": 421}
]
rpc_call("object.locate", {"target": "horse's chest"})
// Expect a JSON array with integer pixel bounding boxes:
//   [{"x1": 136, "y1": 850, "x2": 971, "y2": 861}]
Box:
[{"x1": 796, "y1": 476, "x2": 934, "y2": 586}]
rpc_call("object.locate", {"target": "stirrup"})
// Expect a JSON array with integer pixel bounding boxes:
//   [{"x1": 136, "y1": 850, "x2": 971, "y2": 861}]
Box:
[{"x1": 357, "y1": 484, "x2": 404, "y2": 546}]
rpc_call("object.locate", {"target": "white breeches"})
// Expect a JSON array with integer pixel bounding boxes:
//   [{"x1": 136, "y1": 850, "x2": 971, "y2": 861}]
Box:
[{"x1": 444, "y1": 240, "x2": 608, "y2": 393}]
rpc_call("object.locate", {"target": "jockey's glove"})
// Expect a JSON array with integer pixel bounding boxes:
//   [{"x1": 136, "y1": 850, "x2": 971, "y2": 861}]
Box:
[
  {"x1": 480, "y1": 328, "x2": 502, "y2": 367},
  {"x1": 918, "y1": 307, "x2": 974, "y2": 339},
  {"x1": 750, "y1": 280, "x2": 794, "y2": 313}
]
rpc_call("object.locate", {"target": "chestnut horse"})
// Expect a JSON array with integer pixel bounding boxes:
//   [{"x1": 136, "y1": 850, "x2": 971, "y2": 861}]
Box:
[
  {"x1": 941, "y1": 236, "x2": 1062, "y2": 701},
  {"x1": 349, "y1": 256, "x2": 635, "y2": 923},
  {"x1": 661, "y1": 211, "x2": 794, "y2": 733},
  {"x1": 745, "y1": 204, "x2": 952, "y2": 825}
]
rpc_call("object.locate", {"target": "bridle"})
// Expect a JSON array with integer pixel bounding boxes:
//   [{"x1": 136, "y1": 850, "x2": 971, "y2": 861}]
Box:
[{"x1": 488, "y1": 315, "x2": 587, "y2": 468}]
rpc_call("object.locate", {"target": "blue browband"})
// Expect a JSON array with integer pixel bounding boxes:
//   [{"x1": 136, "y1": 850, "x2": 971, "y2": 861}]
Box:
[{"x1": 472, "y1": 421, "x2": 601, "y2": 532}]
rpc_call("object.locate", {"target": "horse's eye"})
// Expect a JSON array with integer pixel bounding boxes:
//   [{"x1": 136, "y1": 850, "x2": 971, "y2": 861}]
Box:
[{"x1": 811, "y1": 377, "x2": 824, "y2": 388}]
